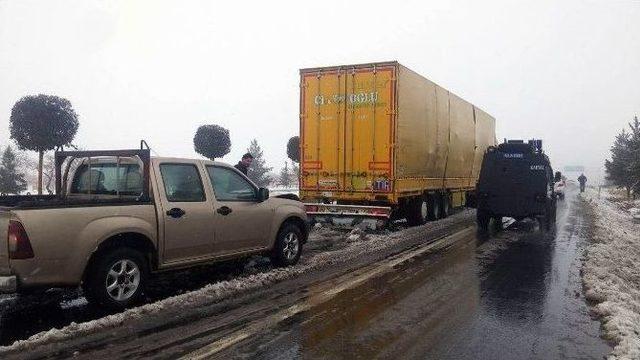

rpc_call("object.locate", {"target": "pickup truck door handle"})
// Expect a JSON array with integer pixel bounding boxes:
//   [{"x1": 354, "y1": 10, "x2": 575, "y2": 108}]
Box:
[
  {"x1": 166, "y1": 208, "x2": 186, "y2": 218},
  {"x1": 217, "y1": 206, "x2": 232, "y2": 216}
]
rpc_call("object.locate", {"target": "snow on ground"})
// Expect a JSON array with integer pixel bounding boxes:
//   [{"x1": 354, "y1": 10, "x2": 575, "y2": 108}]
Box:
[
  {"x1": 0, "y1": 211, "x2": 471, "y2": 354},
  {"x1": 0, "y1": 295, "x2": 16, "y2": 306},
  {"x1": 582, "y1": 189, "x2": 640, "y2": 360}
]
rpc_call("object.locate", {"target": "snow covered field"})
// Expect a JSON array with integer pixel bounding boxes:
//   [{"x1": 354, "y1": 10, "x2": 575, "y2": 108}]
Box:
[{"x1": 582, "y1": 189, "x2": 640, "y2": 359}]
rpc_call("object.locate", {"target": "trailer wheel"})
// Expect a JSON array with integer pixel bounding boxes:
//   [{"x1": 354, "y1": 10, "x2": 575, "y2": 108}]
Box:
[
  {"x1": 441, "y1": 194, "x2": 452, "y2": 218},
  {"x1": 406, "y1": 197, "x2": 428, "y2": 226},
  {"x1": 428, "y1": 195, "x2": 441, "y2": 221}
]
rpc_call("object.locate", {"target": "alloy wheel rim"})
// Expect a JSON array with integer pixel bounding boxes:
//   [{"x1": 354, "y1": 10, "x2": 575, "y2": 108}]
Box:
[
  {"x1": 282, "y1": 232, "x2": 300, "y2": 260},
  {"x1": 105, "y1": 259, "x2": 140, "y2": 302}
]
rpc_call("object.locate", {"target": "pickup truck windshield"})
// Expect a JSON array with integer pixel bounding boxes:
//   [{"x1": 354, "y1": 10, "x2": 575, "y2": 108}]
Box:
[{"x1": 70, "y1": 163, "x2": 142, "y2": 195}]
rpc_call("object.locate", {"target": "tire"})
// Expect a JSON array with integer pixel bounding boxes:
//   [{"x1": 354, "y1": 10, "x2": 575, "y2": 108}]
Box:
[
  {"x1": 271, "y1": 223, "x2": 304, "y2": 267},
  {"x1": 493, "y1": 216, "x2": 503, "y2": 231},
  {"x1": 82, "y1": 247, "x2": 148, "y2": 310},
  {"x1": 477, "y1": 209, "x2": 490, "y2": 232},
  {"x1": 441, "y1": 194, "x2": 452, "y2": 219},
  {"x1": 406, "y1": 197, "x2": 428, "y2": 226},
  {"x1": 428, "y1": 195, "x2": 442, "y2": 221},
  {"x1": 538, "y1": 215, "x2": 548, "y2": 233}
]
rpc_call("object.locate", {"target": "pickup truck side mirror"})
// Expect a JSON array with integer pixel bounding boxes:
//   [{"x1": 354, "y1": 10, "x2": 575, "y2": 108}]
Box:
[{"x1": 257, "y1": 188, "x2": 269, "y2": 202}]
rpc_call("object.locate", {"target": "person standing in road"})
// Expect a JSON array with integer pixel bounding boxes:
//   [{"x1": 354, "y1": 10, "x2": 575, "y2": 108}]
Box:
[
  {"x1": 578, "y1": 173, "x2": 587, "y2": 193},
  {"x1": 235, "y1": 153, "x2": 254, "y2": 175}
]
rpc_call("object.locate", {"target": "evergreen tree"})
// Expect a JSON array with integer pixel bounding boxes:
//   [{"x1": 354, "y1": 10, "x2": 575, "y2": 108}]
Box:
[
  {"x1": 246, "y1": 139, "x2": 272, "y2": 187},
  {"x1": 278, "y1": 161, "x2": 292, "y2": 187},
  {"x1": 605, "y1": 116, "x2": 640, "y2": 199},
  {"x1": 0, "y1": 146, "x2": 27, "y2": 195},
  {"x1": 627, "y1": 116, "x2": 640, "y2": 196}
]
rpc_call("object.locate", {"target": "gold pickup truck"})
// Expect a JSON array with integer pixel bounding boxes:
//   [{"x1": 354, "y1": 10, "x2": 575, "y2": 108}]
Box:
[{"x1": 0, "y1": 148, "x2": 308, "y2": 309}]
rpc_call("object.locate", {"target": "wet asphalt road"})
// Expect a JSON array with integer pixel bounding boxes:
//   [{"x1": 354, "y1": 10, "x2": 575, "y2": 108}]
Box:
[
  {"x1": 0, "y1": 189, "x2": 611, "y2": 359},
  {"x1": 214, "y1": 189, "x2": 610, "y2": 360}
]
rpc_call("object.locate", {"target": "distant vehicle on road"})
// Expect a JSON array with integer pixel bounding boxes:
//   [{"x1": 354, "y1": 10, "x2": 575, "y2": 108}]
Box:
[
  {"x1": 554, "y1": 178, "x2": 566, "y2": 200},
  {"x1": 0, "y1": 146, "x2": 308, "y2": 309},
  {"x1": 476, "y1": 139, "x2": 557, "y2": 232}
]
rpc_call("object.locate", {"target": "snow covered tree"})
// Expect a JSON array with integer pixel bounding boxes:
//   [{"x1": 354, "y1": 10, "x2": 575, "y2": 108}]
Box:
[
  {"x1": 246, "y1": 139, "x2": 272, "y2": 187},
  {"x1": 194, "y1": 124, "x2": 231, "y2": 160},
  {"x1": 0, "y1": 146, "x2": 27, "y2": 195},
  {"x1": 627, "y1": 116, "x2": 640, "y2": 197},
  {"x1": 10, "y1": 94, "x2": 79, "y2": 194},
  {"x1": 605, "y1": 116, "x2": 640, "y2": 199},
  {"x1": 277, "y1": 161, "x2": 292, "y2": 187}
]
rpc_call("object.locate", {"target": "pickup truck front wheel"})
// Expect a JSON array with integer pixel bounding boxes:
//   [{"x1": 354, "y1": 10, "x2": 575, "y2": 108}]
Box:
[
  {"x1": 271, "y1": 223, "x2": 303, "y2": 267},
  {"x1": 83, "y1": 248, "x2": 148, "y2": 310}
]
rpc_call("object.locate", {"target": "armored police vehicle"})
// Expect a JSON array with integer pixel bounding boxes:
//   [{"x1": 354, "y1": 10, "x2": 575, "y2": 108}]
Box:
[{"x1": 476, "y1": 139, "x2": 556, "y2": 232}]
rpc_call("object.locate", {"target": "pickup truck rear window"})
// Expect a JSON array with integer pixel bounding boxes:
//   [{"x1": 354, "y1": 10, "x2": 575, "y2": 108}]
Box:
[
  {"x1": 70, "y1": 163, "x2": 142, "y2": 195},
  {"x1": 160, "y1": 164, "x2": 206, "y2": 202}
]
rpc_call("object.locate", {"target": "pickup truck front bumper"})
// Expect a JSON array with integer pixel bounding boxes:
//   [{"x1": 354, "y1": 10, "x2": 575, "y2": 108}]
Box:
[{"x1": 0, "y1": 275, "x2": 17, "y2": 293}]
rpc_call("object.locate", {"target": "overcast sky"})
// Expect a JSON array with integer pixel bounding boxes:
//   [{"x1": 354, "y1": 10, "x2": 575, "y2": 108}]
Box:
[{"x1": 1, "y1": 0, "x2": 639, "y2": 183}]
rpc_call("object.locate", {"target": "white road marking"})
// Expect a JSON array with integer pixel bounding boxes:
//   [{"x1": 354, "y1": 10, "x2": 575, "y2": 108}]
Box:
[{"x1": 181, "y1": 227, "x2": 474, "y2": 360}]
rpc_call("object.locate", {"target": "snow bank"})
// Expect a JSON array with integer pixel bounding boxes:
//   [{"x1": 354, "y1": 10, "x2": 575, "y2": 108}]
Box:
[
  {"x1": 0, "y1": 212, "x2": 470, "y2": 353},
  {"x1": 582, "y1": 190, "x2": 640, "y2": 359}
]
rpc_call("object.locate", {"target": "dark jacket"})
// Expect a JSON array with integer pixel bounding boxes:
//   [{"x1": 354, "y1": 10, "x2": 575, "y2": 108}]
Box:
[
  {"x1": 578, "y1": 175, "x2": 587, "y2": 184},
  {"x1": 235, "y1": 162, "x2": 248, "y2": 175}
]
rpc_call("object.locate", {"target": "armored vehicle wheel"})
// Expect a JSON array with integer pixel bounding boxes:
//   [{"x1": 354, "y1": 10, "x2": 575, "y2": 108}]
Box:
[
  {"x1": 477, "y1": 209, "x2": 490, "y2": 232},
  {"x1": 493, "y1": 216, "x2": 503, "y2": 231}
]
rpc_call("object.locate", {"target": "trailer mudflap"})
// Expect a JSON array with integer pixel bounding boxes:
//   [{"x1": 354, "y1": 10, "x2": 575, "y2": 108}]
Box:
[{"x1": 304, "y1": 203, "x2": 392, "y2": 230}]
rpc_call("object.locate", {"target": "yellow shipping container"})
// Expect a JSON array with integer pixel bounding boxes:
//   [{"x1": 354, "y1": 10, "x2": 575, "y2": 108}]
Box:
[{"x1": 299, "y1": 61, "x2": 495, "y2": 225}]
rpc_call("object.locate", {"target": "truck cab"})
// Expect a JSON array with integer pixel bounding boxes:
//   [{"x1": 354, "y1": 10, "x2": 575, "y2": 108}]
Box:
[{"x1": 476, "y1": 140, "x2": 557, "y2": 232}]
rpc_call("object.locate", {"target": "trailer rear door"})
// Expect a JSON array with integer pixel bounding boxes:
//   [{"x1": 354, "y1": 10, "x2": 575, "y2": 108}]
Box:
[{"x1": 300, "y1": 64, "x2": 396, "y2": 195}]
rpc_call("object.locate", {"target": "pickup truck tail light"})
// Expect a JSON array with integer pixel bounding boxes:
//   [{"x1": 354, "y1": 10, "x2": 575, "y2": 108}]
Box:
[{"x1": 8, "y1": 220, "x2": 34, "y2": 259}]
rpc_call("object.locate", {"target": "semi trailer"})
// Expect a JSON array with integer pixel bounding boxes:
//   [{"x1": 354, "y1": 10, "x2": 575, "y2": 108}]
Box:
[{"x1": 298, "y1": 61, "x2": 496, "y2": 228}]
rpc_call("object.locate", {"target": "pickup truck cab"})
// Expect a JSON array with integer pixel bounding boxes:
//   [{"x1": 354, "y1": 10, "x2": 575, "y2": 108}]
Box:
[{"x1": 0, "y1": 149, "x2": 308, "y2": 309}]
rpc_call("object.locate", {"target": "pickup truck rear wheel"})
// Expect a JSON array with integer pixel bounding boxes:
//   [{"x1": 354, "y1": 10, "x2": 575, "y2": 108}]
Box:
[
  {"x1": 83, "y1": 248, "x2": 148, "y2": 310},
  {"x1": 271, "y1": 223, "x2": 303, "y2": 267}
]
